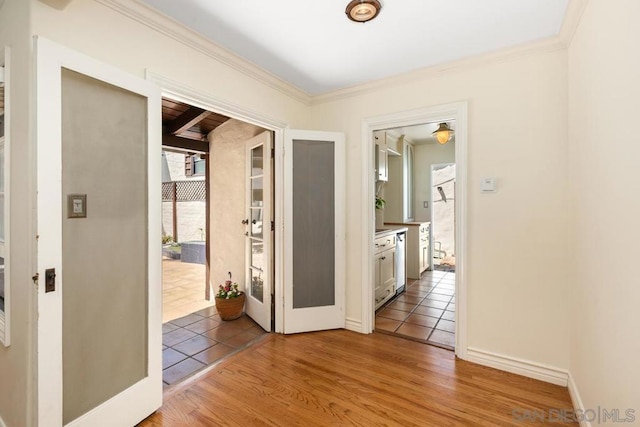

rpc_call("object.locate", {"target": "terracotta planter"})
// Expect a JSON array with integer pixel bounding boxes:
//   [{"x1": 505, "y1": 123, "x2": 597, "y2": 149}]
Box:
[{"x1": 215, "y1": 293, "x2": 246, "y2": 320}]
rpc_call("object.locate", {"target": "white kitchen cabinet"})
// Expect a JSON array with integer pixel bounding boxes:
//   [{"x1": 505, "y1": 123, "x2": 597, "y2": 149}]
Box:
[
  {"x1": 385, "y1": 221, "x2": 429, "y2": 279},
  {"x1": 374, "y1": 233, "x2": 396, "y2": 310}
]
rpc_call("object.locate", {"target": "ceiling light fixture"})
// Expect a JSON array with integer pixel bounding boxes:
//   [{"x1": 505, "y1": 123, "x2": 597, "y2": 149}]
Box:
[
  {"x1": 345, "y1": 0, "x2": 382, "y2": 23},
  {"x1": 433, "y1": 122, "x2": 454, "y2": 145}
]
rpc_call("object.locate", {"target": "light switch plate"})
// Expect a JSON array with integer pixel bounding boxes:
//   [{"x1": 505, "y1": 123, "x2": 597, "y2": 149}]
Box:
[
  {"x1": 481, "y1": 178, "x2": 496, "y2": 192},
  {"x1": 67, "y1": 194, "x2": 87, "y2": 218}
]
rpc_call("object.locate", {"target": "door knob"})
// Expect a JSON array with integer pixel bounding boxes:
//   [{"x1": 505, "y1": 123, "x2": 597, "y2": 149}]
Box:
[{"x1": 242, "y1": 219, "x2": 249, "y2": 225}]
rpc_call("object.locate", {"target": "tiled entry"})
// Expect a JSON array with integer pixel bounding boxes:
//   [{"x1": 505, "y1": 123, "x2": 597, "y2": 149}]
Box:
[
  {"x1": 375, "y1": 270, "x2": 455, "y2": 349},
  {"x1": 162, "y1": 306, "x2": 267, "y2": 386}
]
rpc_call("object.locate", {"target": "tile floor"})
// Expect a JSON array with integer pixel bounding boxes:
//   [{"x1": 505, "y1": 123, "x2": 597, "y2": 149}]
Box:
[
  {"x1": 162, "y1": 306, "x2": 267, "y2": 386},
  {"x1": 162, "y1": 258, "x2": 214, "y2": 323},
  {"x1": 375, "y1": 270, "x2": 455, "y2": 349}
]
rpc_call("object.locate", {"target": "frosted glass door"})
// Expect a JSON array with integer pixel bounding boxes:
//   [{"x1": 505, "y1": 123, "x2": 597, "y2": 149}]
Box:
[
  {"x1": 283, "y1": 130, "x2": 345, "y2": 334},
  {"x1": 36, "y1": 38, "x2": 161, "y2": 427}
]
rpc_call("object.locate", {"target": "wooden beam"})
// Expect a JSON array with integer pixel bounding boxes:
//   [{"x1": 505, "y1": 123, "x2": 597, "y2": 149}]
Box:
[
  {"x1": 165, "y1": 106, "x2": 211, "y2": 135},
  {"x1": 162, "y1": 135, "x2": 208, "y2": 153}
]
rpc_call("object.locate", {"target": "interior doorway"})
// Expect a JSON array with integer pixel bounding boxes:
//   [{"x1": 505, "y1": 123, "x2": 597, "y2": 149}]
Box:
[
  {"x1": 159, "y1": 96, "x2": 273, "y2": 386},
  {"x1": 363, "y1": 102, "x2": 467, "y2": 358},
  {"x1": 372, "y1": 121, "x2": 457, "y2": 350}
]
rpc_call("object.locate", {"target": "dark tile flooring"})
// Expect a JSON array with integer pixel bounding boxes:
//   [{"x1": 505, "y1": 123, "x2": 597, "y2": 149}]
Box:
[
  {"x1": 375, "y1": 270, "x2": 456, "y2": 349},
  {"x1": 162, "y1": 307, "x2": 267, "y2": 386}
]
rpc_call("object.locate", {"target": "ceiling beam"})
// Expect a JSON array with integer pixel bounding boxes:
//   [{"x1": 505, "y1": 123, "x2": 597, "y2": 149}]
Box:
[
  {"x1": 165, "y1": 107, "x2": 212, "y2": 135},
  {"x1": 162, "y1": 135, "x2": 208, "y2": 154}
]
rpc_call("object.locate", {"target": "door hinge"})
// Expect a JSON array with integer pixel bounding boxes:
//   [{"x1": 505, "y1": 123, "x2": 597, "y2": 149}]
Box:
[
  {"x1": 271, "y1": 148, "x2": 275, "y2": 158},
  {"x1": 271, "y1": 220, "x2": 275, "y2": 231}
]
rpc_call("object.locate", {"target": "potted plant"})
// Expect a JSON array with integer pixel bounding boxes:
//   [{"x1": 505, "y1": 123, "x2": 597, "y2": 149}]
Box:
[{"x1": 215, "y1": 272, "x2": 246, "y2": 320}]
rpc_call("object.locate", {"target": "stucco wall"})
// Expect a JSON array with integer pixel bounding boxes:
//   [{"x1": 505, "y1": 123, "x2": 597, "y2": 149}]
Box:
[
  {"x1": 209, "y1": 120, "x2": 266, "y2": 289},
  {"x1": 568, "y1": 0, "x2": 640, "y2": 415}
]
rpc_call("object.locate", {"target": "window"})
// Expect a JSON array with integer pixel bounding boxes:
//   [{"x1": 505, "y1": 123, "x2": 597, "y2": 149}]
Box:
[
  {"x1": 185, "y1": 154, "x2": 205, "y2": 177},
  {"x1": 0, "y1": 48, "x2": 10, "y2": 346}
]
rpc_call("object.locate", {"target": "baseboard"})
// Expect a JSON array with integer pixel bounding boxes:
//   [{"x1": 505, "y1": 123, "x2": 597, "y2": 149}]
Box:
[
  {"x1": 567, "y1": 372, "x2": 591, "y2": 427},
  {"x1": 345, "y1": 317, "x2": 363, "y2": 333},
  {"x1": 466, "y1": 347, "x2": 569, "y2": 386}
]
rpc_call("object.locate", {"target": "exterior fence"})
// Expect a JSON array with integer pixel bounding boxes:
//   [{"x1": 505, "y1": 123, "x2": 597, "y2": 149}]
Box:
[{"x1": 162, "y1": 180, "x2": 206, "y2": 242}]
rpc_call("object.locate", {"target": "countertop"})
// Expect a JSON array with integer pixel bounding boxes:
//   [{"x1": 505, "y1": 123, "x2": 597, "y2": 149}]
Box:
[
  {"x1": 375, "y1": 225, "x2": 408, "y2": 237},
  {"x1": 384, "y1": 221, "x2": 431, "y2": 227}
]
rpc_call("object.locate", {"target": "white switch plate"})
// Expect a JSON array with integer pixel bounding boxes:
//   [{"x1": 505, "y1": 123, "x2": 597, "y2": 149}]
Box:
[{"x1": 481, "y1": 178, "x2": 496, "y2": 192}]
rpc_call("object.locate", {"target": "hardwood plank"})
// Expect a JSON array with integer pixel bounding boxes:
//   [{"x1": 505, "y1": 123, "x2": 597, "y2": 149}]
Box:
[{"x1": 140, "y1": 331, "x2": 577, "y2": 426}]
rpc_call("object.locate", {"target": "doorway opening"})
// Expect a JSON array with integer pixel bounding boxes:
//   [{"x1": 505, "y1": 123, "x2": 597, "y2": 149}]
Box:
[
  {"x1": 372, "y1": 121, "x2": 456, "y2": 350},
  {"x1": 363, "y1": 102, "x2": 467, "y2": 358},
  {"x1": 159, "y1": 97, "x2": 272, "y2": 386}
]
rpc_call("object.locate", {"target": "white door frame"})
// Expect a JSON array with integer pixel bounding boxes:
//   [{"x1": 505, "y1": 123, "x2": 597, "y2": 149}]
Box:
[
  {"x1": 361, "y1": 101, "x2": 468, "y2": 360},
  {"x1": 36, "y1": 36, "x2": 162, "y2": 426},
  {"x1": 430, "y1": 162, "x2": 455, "y2": 268},
  {"x1": 146, "y1": 72, "x2": 289, "y2": 333}
]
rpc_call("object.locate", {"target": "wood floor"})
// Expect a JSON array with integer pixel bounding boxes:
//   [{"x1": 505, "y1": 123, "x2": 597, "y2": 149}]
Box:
[{"x1": 139, "y1": 330, "x2": 576, "y2": 426}]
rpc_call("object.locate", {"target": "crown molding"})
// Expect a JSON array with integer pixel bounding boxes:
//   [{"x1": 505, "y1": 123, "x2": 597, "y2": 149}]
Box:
[
  {"x1": 558, "y1": 0, "x2": 588, "y2": 47},
  {"x1": 94, "y1": 0, "x2": 587, "y2": 108},
  {"x1": 94, "y1": 0, "x2": 311, "y2": 106},
  {"x1": 311, "y1": 36, "x2": 565, "y2": 105},
  {"x1": 312, "y1": 0, "x2": 587, "y2": 105}
]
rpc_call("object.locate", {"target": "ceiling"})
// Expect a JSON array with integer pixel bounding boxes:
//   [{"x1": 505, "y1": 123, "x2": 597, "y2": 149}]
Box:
[
  {"x1": 391, "y1": 121, "x2": 455, "y2": 146},
  {"x1": 140, "y1": 0, "x2": 569, "y2": 95}
]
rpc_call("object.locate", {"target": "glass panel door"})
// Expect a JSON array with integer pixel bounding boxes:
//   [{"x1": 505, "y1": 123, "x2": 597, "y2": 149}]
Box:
[{"x1": 244, "y1": 131, "x2": 272, "y2": 331}]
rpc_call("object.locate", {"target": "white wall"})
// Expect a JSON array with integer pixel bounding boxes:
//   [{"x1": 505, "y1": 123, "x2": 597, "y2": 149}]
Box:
[
  {"x1": 310, "y1": 48, "x2": 570, "y2": 370},
  {"x1": 31, "y1": 0, "x2": 309, "y2": 130},
  {"x1": 568, "y1": 0, "x2": 640, "y2": 415},
  {"x1": 414, "y1": 141, "x2": 455, "y2": 222},
  {"x1": 161, "y1": 201, "x2": 205, "y2": 243}
]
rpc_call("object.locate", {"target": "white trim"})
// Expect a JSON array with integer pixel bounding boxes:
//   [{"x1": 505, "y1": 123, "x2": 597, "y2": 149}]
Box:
[
  {"x1": 568, "y1": 372, "x2": 591, "y2": 427},
  {"x1": 274, "y1": 129, "x2": 285, "y2": 334},
  {"x1": 466, "y1": 347, "x2": 569, "y2": 387},
  {"x1": 146, "y1": 71, "x2": 288, "y2": 131},
  {"x1": 145, "y1": 72, "x2": 290, "y2": 334},
  {"x1": 96, "y1": 0, "x2": 310, "y2": 105},
  {"x1": 345, "y1": 317, "x2": 363, "y2": 333},
  {"x1": 0, "y1": 414, "x2": 6, "y2": 427},
  {"x1": 313, "y1": 39, "x2": 564, "y2": 105},
  {"x1": 36, "y1": 36, "x2": 162, "y2": 426},
  {"x1": 0, "y1": 46, "x2": 10, "y2": 347},
  {"x1": 361, "y1": 102, "x2": 468, "y2": 361},
  {"x1": 558, "y1": 0, "x2": 589, "y2": 47}
]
